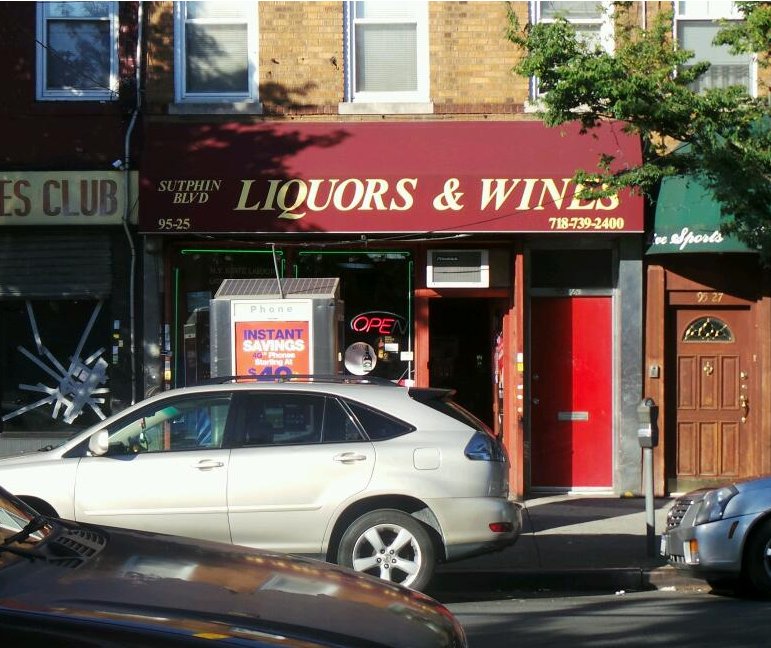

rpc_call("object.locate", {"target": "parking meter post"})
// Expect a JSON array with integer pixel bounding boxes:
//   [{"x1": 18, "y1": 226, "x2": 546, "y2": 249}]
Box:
[
  {"x1": 643, "y1": 446, "x2": 655, "y2": 557},
  {"x1": 637, "y1": 398, "x2": 659, "y2": 557}
]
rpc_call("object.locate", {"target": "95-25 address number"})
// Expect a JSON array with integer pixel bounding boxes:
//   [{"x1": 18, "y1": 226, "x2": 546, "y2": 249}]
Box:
[{"x1": 158, "y1": 218, "x2": 191, "y2": 231}]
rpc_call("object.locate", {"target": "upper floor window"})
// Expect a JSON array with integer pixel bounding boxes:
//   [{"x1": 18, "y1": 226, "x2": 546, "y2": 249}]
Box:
[
  {"x1": 345, "y1": 1, "x2": 429, "y2": 104},
  {"x1": 530, "y1": 1, "x2": 613, "y2": 100},
  {"x1": 36, "y1": 1, "x2": 119, "y2": 101},
  {"x1": 534, "y1": 1, "x2": 613, "y2": 52},
  {"x1": 174, "y1": 1, "x2": 258, "y2": 103},
  {"x1": 675, "y1": 1, "x2": 754, "y2": 94}
]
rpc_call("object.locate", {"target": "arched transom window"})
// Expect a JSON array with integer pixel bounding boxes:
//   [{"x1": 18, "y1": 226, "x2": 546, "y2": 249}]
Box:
[{"x1": 682, "y1": 316, "x2": 733, "y2": 342}]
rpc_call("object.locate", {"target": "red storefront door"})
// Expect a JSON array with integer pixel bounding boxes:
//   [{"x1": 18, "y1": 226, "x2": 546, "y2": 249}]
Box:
[{"x1": 531, "y1": 297, "x2": 612, "y2": 489}]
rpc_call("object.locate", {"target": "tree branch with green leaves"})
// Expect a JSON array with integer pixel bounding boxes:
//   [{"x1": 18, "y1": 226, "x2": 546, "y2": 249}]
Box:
[{"x1": 506, "y1": 1, "x2": 771, "y2": 261}]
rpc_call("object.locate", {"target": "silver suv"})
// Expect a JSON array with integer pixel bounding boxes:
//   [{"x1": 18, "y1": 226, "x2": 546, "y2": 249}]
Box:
[{"x1": 0, "y1": 376, "x2": 521, "y2": 590}]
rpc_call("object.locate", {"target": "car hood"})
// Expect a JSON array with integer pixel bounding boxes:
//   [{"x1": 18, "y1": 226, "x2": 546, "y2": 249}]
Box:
[
  {"x1": 681, "y1": 476, "x2": 771, "y2": 501},
  {"x1": 0, "y1": 523, "x2": 462, "y2": 647}
]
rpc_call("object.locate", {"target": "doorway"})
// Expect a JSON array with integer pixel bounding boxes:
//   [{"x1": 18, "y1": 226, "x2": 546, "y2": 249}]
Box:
[
  {"x1": 530, "y1": 296, "x2": 613, "y2": 490},
  {"x1": 429, "y1": 299, "x2": 495, "y2": 428},
  {"x1": 667, "y1": 306, "x2": 755, "y2": 492}
]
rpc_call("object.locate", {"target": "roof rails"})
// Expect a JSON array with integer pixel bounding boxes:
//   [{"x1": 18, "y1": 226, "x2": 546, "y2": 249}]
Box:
[{"x1": 199, "y1": 374, "x2": 401, "y2": 387}]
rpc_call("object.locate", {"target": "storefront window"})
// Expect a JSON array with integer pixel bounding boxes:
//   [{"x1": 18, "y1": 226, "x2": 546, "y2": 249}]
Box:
[
  {"x1": 171, "y1": 248, "x2": 283, "y2": 387},
  {"x1": 296, "y1": 251, "x2": 413, "y2": 382},
  {"x1": 0, "y1": 299, "x2": 111, "y2": 435}
]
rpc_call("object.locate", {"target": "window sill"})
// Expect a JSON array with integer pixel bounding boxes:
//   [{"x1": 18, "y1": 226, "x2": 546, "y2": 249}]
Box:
[
  {"x1": 338, "y1": 102, "x2": 434, "y2": 115},
  {"x1": 523, "y1": 99, "x2": 544, "y2": 113},
  {"x1": 168, "y1": 101, "x2": 264, "y2": 115}
]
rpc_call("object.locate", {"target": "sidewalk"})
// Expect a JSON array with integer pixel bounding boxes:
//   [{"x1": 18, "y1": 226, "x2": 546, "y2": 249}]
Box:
[{"x1": 432, "y1": 493, "x2": 707, "y2": 596}]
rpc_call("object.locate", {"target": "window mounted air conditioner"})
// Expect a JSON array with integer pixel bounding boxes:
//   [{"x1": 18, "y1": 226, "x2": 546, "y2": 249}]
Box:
[{"x1": 426, "y1": 250, "x2": 489, "y2": 288}]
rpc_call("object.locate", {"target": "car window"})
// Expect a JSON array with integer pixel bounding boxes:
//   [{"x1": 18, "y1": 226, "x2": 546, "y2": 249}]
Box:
[
  {"x1": 414, "y1": 393, "x2": 491, "y2": 434},
  {"x1": 345, "y1": 401, "x2": 414, "y2": 441},
  {"x1": 236, "y1": 392, "x2": 324, "y2": 446},
  {"x1": 105, "y1": 395, "x2": 232, "y2": 455},
  {"x1": 322, "y1": 398, "x2": 364, "y2": 443}
]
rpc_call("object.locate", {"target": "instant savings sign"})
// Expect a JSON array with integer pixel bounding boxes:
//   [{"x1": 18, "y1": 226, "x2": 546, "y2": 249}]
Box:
[{"x1": 231, "y1": 299, "x2": 312, "y2": 377}]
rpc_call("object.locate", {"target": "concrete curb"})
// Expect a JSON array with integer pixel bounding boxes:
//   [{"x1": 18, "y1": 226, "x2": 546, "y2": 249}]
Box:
[{"x1": 428, "y1": 566, "x2": 708, "y2": 598}]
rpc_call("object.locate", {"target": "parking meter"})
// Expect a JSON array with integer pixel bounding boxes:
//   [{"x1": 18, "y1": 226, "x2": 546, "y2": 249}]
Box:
[
  {"x1": 638, "y1": 397, "x2": 659, "y2": 556},
  {"x1": 637, "y1": 398, "x2": 659, "y2": 448}
]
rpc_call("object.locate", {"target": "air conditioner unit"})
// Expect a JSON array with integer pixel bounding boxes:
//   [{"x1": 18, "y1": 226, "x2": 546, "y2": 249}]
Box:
[{"x1": 427, "y1": 250, "x2": 489, "y2": 288}]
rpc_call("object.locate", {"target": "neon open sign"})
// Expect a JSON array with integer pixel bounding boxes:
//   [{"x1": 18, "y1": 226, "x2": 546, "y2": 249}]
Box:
[{"x1": 350, "y1": 311, "x2": 408, "y2": 336}]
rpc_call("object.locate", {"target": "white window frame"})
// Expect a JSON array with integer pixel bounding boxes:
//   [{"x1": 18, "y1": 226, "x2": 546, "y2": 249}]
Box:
[
  {"x1": 341, "y1": 0, "x2": 431, "y2": 112},
  {"x1": 529, "y1": 1, "x2": 614, "y2": 102},
  {"x1": 674, "y1": 0, "x2": 756, "y2": 96},
  {"x1": 36, "y1": 1, "x2": 119, "y2": 102},
  {"x1": 173, "y1": 1, "x2": 259, "y2": 105}
]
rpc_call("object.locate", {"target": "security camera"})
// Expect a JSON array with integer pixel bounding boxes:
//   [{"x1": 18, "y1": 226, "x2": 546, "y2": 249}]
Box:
[{"x1": 112, "y1": 159, "x2": 124, "y2": 169}]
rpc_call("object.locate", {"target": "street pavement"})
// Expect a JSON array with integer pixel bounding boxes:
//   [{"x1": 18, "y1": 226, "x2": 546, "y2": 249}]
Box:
[{"x1": 430, "y1": 493, "x2": 708, "y2": 597}]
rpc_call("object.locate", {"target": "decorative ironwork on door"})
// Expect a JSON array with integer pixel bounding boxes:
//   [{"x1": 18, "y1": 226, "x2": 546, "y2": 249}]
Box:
[{"x1": 682, "y1": 316, "x2": 733, "y2": 342}]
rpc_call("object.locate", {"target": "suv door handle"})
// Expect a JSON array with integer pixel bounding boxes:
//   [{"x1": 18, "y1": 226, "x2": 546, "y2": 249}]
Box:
[
  {"x1": 333, "y1": 452, "x2": 367, "y2": 464},
  {"x1": 195, "y1": 459, "x2": 225, "y2": 470}
]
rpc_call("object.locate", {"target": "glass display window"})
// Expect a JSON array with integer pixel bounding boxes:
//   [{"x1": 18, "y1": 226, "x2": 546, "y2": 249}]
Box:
[{"x1": 295, "y1": 251, "x2": 413, "y2": 382}]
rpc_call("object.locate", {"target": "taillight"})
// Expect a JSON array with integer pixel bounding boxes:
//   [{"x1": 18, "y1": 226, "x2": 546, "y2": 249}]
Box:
[
  {"x1": 489, "y1": 522, "x2": 513, "y2": 533},
  {"x1": 464, "y1": 431, "x2": 505, "y2": 462}
]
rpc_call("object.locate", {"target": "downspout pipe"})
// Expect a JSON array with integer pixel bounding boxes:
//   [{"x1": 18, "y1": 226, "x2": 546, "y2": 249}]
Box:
[{"x1": 121, "y1": 1, "x2": 143, "y2": 405}]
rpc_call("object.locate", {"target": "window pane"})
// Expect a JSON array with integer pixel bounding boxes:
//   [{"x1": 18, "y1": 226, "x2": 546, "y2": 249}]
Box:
[
  {"x1": 678, "y1": 0, "x2": 741, "y2": 19},
  {"x1": 1, "y1": 300, "x2": 110, "y2": 435},
  {"x1": 186, "y1": 24, "x2": 248, "y2": 93},
  {"x1": 296, "y1": 251, "x2": 412, "y2": 382},
  {"x1": 322, "y1": 398, "x2": 363, "y2": 442},
  {"x1": 356, "y1": 24, "x2": 417, "y2": 92},
  {"x1": 354, "y1": 1, "x2": 419, "y2": 21},
  {"x1": 542, "y1": 1, "x2": 603, "y2": 19},
  {"x1": 575, "y1": 24, "x2": 602, "y2": 48},
  {"x1": 347, "y1": 401, "x2": 413, "y2": 441},
  {"x1": 679, "y1": 22, "x2": 750, "y2": 65},
  {"x1": 47, "y1": 21, "x2": 110, "y2": 89},
  {"x1": 683, "y1": 317, "x2": 734, "y2": 342},
  {"x1": 239, "y1": 393, "x2": 323, "y2": 446},
  {"x1": 47, "y1": 2, "x2": 111, "y2": 19},
  {"x1": 107, "y1": 396, "x2": 231, "y2": 454},
  {"x1": 187, "y1": 1, "x2": 248, "y2": 20},
  {"x1": 678, "y1": 22, "x2": 751, "y2": 90}
]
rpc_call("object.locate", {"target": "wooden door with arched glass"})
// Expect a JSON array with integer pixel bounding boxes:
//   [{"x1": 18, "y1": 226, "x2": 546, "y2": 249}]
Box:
[{"x1": 671, "y1": 307, "x2": 755, "y2": 492}]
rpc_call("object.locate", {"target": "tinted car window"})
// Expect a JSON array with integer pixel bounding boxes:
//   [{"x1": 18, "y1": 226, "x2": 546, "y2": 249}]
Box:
[
  {"x1": 322, "y1": 398, "x2": 364, "y2": 442},
  {"x1": 106, "y1": 395, "x2": 232, "y2": 454},
  {"x1": 345, "y1": 401, "x2": 414, "y2": 440},
  {"x1": 410, "y1": 389, "x2": 490, "y2": 433},
  {"x1": 237, "y1": 392, "x2": 324, "y2": 446}
]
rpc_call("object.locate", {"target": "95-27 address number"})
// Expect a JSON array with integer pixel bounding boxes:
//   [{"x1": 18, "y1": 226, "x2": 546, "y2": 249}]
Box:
[{"x1": 158, "y1": 218, "x2": 191, "y2": 231}]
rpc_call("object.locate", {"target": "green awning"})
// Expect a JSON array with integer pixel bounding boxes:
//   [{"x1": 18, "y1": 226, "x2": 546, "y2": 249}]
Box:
[{"x1": 647, "y1": 175, "x2": 755, "y2": 254}]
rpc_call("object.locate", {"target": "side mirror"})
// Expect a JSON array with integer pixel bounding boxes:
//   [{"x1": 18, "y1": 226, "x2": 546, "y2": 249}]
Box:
[{"x1": 88, "y1": 429, "x2": 110, "y2": 456}]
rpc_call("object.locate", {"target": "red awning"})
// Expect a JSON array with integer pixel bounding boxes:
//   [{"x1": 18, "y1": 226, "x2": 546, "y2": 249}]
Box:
[{"x1": 139, "y1": 120, "x2": 643, "y2": 235}]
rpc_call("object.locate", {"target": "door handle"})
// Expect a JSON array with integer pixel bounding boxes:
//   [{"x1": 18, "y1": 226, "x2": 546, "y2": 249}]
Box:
[
  {"x1": 195, "y1": 459, "x2": 224, "y2": 470},
  {"x1": 333, "y1": 452, "x2": 367, "y2": 464},
  {"x1": 740, "y1": 395, "x2": 749, "y2": 423}
]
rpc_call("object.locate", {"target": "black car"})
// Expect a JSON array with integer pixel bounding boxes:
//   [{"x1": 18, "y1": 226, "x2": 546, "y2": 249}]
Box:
[{"x1": 0, "y1": 486, "x2": 466, "y2": 647}]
